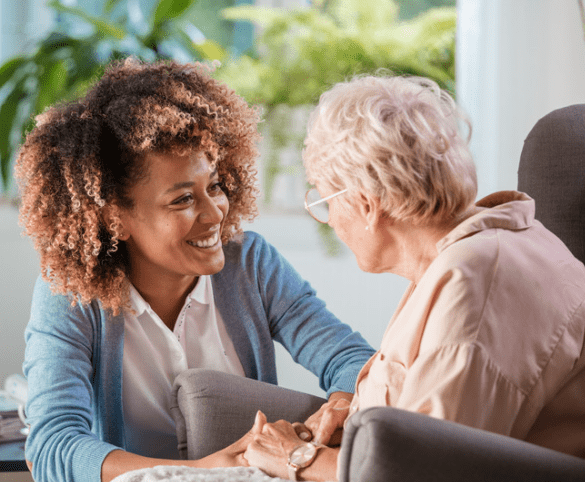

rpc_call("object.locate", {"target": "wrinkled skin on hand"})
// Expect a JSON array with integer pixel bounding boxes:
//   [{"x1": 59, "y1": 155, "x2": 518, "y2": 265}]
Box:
[
  {"x1": 243, "y1": 411, "x2": 300, "y2": 479},
  {"x1": 298, "y1": 391, "x2": 353, "y2": 445}
]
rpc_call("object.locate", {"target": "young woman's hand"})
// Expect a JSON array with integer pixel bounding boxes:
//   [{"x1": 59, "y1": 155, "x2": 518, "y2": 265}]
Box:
[{"x1": 298, "y1": 391, "x2": 353, "y2": 445}]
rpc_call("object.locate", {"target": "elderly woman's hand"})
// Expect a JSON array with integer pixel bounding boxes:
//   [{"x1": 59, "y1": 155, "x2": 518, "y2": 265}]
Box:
[
  {"x1": 298, "y1": 391, "x2": 352, "y2": 446},
  {"x1": 243, "y1": 411, "x2": 302, "y2": 479},
  {"x1": 245, "y1": 411, "x2": 341, "y2": 481}
]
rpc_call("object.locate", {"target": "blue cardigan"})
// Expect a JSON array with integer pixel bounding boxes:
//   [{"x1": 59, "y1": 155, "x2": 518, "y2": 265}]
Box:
[{"x1": 23, "y1": 231, "x2": 375, "y2": 482}]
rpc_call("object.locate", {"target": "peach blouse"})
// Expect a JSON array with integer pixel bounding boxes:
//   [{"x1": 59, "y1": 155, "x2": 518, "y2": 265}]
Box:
[{"x1": 349, "y1": 191, "x2": 585, "y2": 457}]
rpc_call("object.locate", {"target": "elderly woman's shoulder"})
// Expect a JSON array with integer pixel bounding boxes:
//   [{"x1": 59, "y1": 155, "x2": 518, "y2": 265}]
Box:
[{"x1": 434, "y1": 230, "x2": 501, "y2": 276}]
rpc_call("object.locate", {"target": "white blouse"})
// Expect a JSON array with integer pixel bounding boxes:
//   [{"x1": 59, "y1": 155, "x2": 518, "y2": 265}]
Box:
[{"x1": 122, "y1": 275, "x2": 245, "y2": 459}]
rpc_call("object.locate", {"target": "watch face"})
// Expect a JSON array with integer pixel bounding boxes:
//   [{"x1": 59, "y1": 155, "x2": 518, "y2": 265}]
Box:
[{"x1": 289, "y1": 443, "x2": 317, "y2": 467}]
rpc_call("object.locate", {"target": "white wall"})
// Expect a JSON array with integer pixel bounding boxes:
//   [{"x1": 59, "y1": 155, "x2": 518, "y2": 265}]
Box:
[
  {"x1": 457, "y1": 0, "x2": 585, "y2": 198},
  {"x1": 0, "y1": 0, "x2": 52, "y2": 61},
  {"x1": 0, "y1": 206, "x2": 40, "y2": 388}
]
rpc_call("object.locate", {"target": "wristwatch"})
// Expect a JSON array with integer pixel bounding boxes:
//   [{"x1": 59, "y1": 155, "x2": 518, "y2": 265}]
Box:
[{"x1": 287, "y1": 441, "x2": 324, "y2": 481}]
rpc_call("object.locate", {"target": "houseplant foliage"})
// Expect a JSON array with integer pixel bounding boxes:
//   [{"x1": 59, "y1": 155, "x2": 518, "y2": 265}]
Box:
[
  {"x1": 216, "y1": 0, "x2": 456, "y2": 107},
  {"x1": 214, "y1": 0, "x2": 456, "y2": 254},
  {"x1": 0, "y1": 0, "x2": 226, "y2": 192}
]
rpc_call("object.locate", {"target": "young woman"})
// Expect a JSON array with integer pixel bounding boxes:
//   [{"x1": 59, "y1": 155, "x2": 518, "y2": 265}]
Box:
[{"x1": 16, "y1": 58, "x2": 374, "y2": 482}]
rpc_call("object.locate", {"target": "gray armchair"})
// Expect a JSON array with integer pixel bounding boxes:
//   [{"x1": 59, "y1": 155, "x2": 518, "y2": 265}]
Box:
[
  {"x1": 171, "y1": 105, "x2": 585, "y2": 481},
  {"x1": 171, "y1": 369, "x2": 326, "y2": 461},
  {"x1": 172, "y1": 368, "x2": 585, "y2": 482}
]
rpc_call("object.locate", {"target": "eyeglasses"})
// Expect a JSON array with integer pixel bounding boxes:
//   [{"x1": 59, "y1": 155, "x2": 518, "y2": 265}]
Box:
[{"x1": 304, "y1": 188, "x2": 348, "y2": 223}]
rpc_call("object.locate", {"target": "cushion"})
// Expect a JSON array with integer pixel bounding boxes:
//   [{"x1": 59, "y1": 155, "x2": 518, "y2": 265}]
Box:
[{"x1": 518, "y1": 104, "x2": 585, "y2": 264}]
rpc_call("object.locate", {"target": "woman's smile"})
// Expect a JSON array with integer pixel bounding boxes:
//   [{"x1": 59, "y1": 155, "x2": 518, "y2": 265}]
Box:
[{"x1": 187, "y1": 227, "x2": 221, "y2": 249}]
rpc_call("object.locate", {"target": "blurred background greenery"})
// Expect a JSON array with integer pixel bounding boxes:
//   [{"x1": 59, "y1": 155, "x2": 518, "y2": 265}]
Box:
[{"x1": 0, "y1": 0, "x2": 455, "y2": 254}]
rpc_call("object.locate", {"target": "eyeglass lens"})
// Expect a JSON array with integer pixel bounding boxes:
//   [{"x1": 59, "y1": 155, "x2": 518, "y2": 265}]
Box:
[{"x1": 306, "y1": 189, "x2": 330, "y2": 223}]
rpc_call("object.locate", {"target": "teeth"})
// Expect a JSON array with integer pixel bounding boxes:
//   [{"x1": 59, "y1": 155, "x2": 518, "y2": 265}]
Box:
[{"x1": 188, "y1": 231, "x2": 219, "y2": 248}]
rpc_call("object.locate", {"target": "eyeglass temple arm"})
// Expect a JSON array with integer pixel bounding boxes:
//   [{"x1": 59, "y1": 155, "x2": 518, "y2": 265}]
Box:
[{"x1": 305, "y1": 189, "x2": 348, "y2": 208}]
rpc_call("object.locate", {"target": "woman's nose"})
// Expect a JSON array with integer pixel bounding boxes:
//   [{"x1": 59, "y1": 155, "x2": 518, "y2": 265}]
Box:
[{"x1": 198, "y1": 195, "x2": 227, "y2": 224}]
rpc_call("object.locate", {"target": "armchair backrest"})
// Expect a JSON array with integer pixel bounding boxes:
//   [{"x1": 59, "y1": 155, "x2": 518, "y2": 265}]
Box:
[{"x1": 517, "y1": 104, "x2": 585, "y2": 265}]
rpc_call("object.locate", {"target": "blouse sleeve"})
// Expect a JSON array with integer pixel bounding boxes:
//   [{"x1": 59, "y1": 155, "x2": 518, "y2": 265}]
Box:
[
  {"x1": 395, "y1": 342, "x2": 526, "y2": 435},
  {"x1": 23, "y1": 276, "x2": 119, "y2": 482}
]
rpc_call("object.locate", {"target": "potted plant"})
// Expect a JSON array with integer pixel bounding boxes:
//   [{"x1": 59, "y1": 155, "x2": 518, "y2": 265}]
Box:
[{"x1": 0, "y1": 0, "x2": 227, "y2": 197}]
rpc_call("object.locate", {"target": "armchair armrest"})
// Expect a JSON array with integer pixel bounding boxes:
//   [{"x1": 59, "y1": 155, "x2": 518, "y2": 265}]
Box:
[
  {"x1": 338, "y1": 407, "x2": 585, "y2": 482},
  {"x1": 171, "y1": 369, "x2": 326, "y2": 460}
]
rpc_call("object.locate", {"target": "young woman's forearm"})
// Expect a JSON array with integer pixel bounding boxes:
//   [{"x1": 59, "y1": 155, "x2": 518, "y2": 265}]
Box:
[{"x1": 100, "y1": 448, "x2": 242, "y2": 482}]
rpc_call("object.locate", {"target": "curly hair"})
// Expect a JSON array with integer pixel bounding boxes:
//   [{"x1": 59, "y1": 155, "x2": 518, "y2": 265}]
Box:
[
  {"x1": 303, "y1": 73, "x2": 477, "y2": 226},
  {"x1": 16, "y1": 58, "x2": 261, "y2": 313}
]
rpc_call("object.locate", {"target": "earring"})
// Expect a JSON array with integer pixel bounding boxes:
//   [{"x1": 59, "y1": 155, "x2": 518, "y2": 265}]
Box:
[{"x1": 365, "y1": 225, "x2": 370, "y2": 231}]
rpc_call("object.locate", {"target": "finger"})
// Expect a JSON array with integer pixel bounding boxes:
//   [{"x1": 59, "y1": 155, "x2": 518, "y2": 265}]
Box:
[
  {"x1": 261, "y1": 419, "x2": 297, "y2": 437},
  {"x1": 303, "y1": 398, "x2": 349, "y2": 435},
  {"x1": 328, "y1": 428, "x2": 343, "y2": 447},
  {"x1": 303, "y1": 407, "x2": 325, "y2": 434},
  {"x1": 292, "y1": 422, "x2": 312, "y2": 441},
  {"x1": 237, "y1": 451, "x2": 249, "y2": 467},
  {"x1": 313, "y1": 407, "x2": 345, "y2": 445},
  {"x1": 252, "y1": 411, "x2": 267, "y2": 434}
]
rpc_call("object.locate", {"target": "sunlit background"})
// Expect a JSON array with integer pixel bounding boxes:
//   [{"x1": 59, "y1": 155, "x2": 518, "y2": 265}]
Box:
[{"x1": 1, "y1": 0, "x2": 584, "y2": 397}]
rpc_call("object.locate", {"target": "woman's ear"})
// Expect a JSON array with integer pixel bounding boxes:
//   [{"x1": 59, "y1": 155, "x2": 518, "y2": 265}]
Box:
[{"x1": 357, "y1": 192, "x2": 384, "y2": 231}]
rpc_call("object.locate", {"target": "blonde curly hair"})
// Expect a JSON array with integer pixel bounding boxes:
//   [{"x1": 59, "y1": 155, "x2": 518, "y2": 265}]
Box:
[{"x1": 16, "y1": 58, "x2": 261, "y2": 313}]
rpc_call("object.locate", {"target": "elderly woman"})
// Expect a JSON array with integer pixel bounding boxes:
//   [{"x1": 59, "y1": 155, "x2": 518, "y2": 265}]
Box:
[
  {"x1": 16, "y1": 58, "x2": 375, "y2": 482},
  {"x1": 243, "y1": 74, "x2": 585, "y2": 481}
]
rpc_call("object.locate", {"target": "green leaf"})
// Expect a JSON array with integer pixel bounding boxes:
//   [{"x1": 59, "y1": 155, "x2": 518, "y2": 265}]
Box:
[
  {"x1": 328, "y1": 0, "x2": 399, "y2": 32},
  {"x1": 48, "y1": 0, "x2": 127, "y2": 39},
  {"x1": 0, "y1": 56, "x2": 26, "y2": 90},
  {"x1": 221, "y1": 5, "x2": 286, "y2": 27},
  {"x1": 0, "y1": 82, "x2": 25, "y2": 189},
  {"x1": 192, "y1": 39, "x2": 227, "y2": 61},
  {"x1": 35, "y1": 61, "x2": 68, "y2": 114},
  {"x1": 153, "y1": 0, "x2": 197, "y2": 27},
  {"x1": 37, "y1": 32, "x2": 81, "y2": 56},
  {"x1": 104, "y1": 0, "x2": 124, "y2": 13}
]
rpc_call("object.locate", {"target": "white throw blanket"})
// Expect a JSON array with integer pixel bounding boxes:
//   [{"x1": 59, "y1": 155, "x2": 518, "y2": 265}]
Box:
[{"x1": 111, "y1": 466, "x2": 291, "y2": 482}]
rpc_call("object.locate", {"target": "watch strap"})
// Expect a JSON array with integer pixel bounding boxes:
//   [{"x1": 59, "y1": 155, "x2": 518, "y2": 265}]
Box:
[{"x1": 287, "y1": 462, "x2": 300, "y2": 481}]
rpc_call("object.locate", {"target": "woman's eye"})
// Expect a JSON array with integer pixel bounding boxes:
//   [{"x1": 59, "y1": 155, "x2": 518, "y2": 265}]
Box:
[
  {"x1": 172, "y1": 194, "x2": 194, "y2": 205},
  {"x1": 209, "y1": 182, "x2": 224, "y2": 194}
]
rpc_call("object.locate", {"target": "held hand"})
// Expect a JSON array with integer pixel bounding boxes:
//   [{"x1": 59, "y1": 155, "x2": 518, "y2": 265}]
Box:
[
  {"x1": 244, "y1": 413, "x2": 303, "y2": 479},
  {"x1": 301, "y1": 391, "x2": 353, "y2": 445},
  {"x1": 209, "y1": 410, "x2": 267, "y2": 467}
]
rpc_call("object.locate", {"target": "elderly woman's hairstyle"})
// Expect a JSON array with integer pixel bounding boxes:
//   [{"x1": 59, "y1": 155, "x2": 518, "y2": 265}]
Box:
[
  {"x1": 303, "y1": 73, "x2": 477, "y2": 226},
  {"x1": 16, "y1": 58, "x2": 261, "y2": 313}
]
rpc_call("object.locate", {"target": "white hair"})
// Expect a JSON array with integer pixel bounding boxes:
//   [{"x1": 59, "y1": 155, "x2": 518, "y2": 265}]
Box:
[{"x1": 303, "y1": 73, "x2": 478, "y2": 226}]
